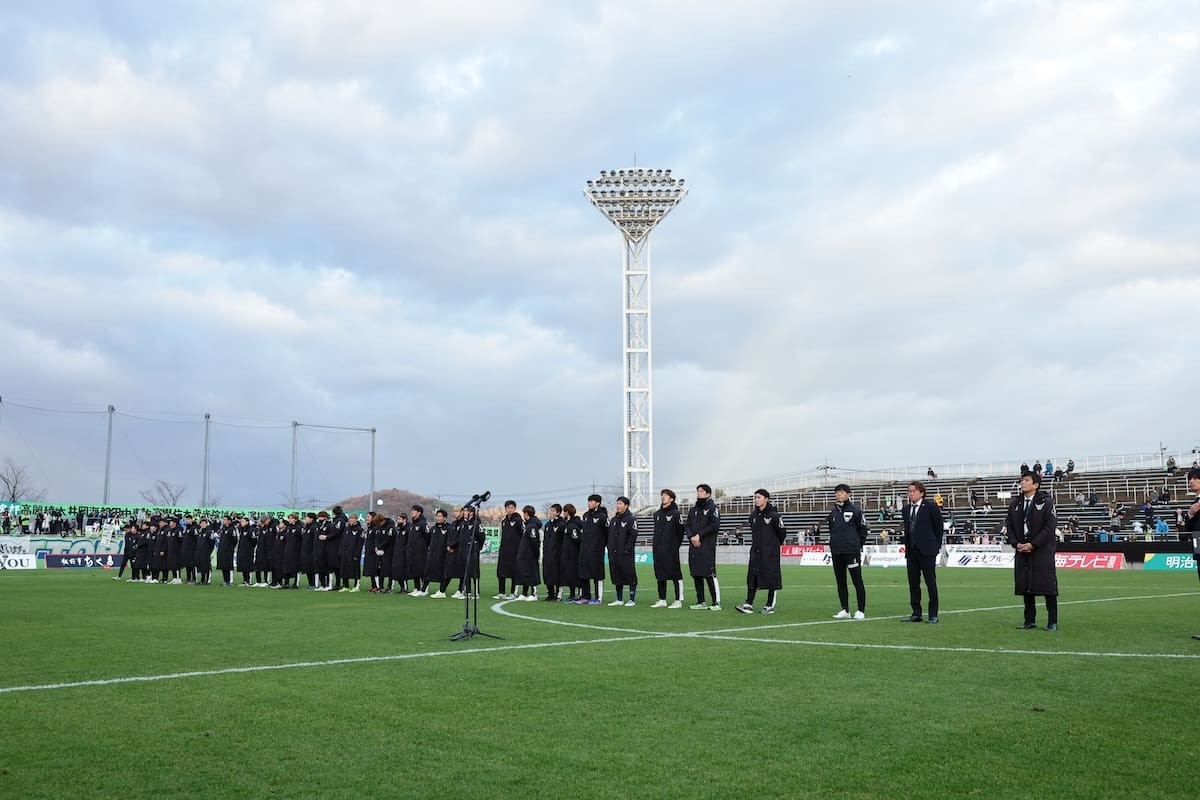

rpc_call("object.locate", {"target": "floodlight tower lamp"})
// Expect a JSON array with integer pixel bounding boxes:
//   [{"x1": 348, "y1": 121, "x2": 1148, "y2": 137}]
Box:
[{"x1": 583, "y1": 167, "x2": 687, "y2": 510}]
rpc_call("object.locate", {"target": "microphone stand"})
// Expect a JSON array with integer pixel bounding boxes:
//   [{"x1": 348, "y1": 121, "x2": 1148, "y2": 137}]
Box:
[{"x1": 449, "y1": 493, "x2": 503, "y2": 641}]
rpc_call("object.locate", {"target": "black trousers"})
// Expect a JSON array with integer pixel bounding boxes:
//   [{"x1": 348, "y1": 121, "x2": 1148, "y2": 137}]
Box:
[
  {"x1": 906, "y1": 553, "x2": 938, "y2": 617},
  {"x1": 831, "y1": 552, "x2": 866, "y2": 612},
  {"x1": 1023, "y1": 595, "x2": 1058, "y2": 625}
]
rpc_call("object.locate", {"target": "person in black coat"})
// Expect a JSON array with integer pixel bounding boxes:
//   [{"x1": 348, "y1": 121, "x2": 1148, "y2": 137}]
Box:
[
  {"x1": 1182, "y1": 467, "x2": 1200, "y2": 641},
  {"x1": 736, "y1": 489, "x2": 788, "y2": 614},
  {"x1": 686, "y1": 484, "x2": 722, "y2": 609},
  {"x1": 651, "y1": 489, "x2": 685, "y2": 607},
  {"x1": 363, "y1": 512, "x2": 382, "y2": 591},
  {"x1": 607, "y1": 497, "x2": 638, "y2": 606},
  {"x1": 1006, "y1": 472, "x2": 1059, "y2": 630},
  {"x1": 514, "y1": 505, "x2": 542, "y2": 599},
  {"x1": 460, "y1": 506, "x2": 485, "y2": 598},
  {"x1": 114, "y1": 523, "x2": 137, "y2": 581},
  {"x1": 216, "y1": 515, "x2": 237, "y2": 586},
  {"x1": 407, "y1": 506, "x2": 431, "y2": 595},
  {"x1": 282, "y1": 513, "x2": 302, "y2": 589},
  {"x1": 150, "y1": 518, "x2": 170, "y2": 582},
  {"x1": 194, "y1": 518, "x2": 215, "y2": 585},
  {"x1": 373, "y1": 514, "x2": 396, "y2": 593},
  {"x1": 165, "y1": 518, "x2": 184, "y2": 584},
  {"x1": 541, "y1": 504, "x2": 565, "y2": 601},
  {"x1": 443, "y1": 507, "x2": 467, "y2": 599},
  {"x1": 823, "y1": 484, "x2": 869, "y2": 620},
  {"x1": 495, "y1": 500, "x2": 523, "y2": 599},
  {"x1": 901, "y1": 481, "x2": 945, "y2": 623},
  {"x1": 560, "y1": 504, "x2": 583, "y2": 602},
  {"x1": 338, "y1": 515, "x2": 366, "y2": 592},
  {"x1": 179, "y1": 517, "x2": 198, "y2": 584},
  {"x1": 310, "y1": 512, "x2": 332, "y2": 590},
  {"x1": 323, "y1": 507, "x2": 347, "y2": 591},
  {"x1": 270, "y1": 519, "x2": 288, "y2": 588},
  {"x1": 300, "y1": 512, "x2": 317, "y2": 589},
  {"x1": 578, "y1": 495, "x2": 608, "y2": 604},
  {"x1": 253, "y1": 516, "x2": 273, "y2": 586},
  {"x1": 235, "y1": 517, "x2": 256, "y2": 586},
  {"x1": 424, "y1": 510, "x2": 451, "y2": 597},
  {"x1": 390, "y1": 513, "x2": 409, "y2": 593}
]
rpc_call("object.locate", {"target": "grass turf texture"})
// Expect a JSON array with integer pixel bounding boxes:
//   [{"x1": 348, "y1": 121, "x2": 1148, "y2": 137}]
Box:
[{"x1": 2, "y1": 566, "x2": 1198, "y2": 799}]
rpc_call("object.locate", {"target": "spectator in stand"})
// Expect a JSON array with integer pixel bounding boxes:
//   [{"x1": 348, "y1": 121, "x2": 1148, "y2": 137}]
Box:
[
  {"x1": 1156, "y1": 486, "x2": 1171, "y2": 504},
  {"x1": 1032, "y1": 461, "x2": 1043, "y2": 477},
  {"x1": 1181, "y1": 466, "x2": 1200, "y2": 640},
  {"x1": 1087, "y1": 491, "x2": 1099, "y2": 507},
  {"x1": 1066, "y1": 459, "x2": 1076, "y2": 476},
  {"x1": 1132, "y1": 519, "x2": 1144, "y2": 536},
  {"x1": 1020, "y1": 463, "x2": 1029, "y2": 474},
  {"x1": 926, "y1": 467, "x2": 937, "y2": 479},
  {"x1": 969, "y1": 489, "x2": 980, "y2": 510},
  {"x1": 1166, "y1": 456, "x2": 1177, "y2": 475},
  {"x1": 983, "y1": 501, "x2": 993, "y2": 514},
  {"x1": 934, "y1": 491, "x2": 944, "y2": 508},
  {"x1": 1154, "y1": 517, "x2": 1170, "y2": 537},
  {"x1": 1044, "y1": 460, "x2": 1054, "y2": 480},
  {"x1": 1075, "y1": 491, "x2": 1085, "y2": 508}
]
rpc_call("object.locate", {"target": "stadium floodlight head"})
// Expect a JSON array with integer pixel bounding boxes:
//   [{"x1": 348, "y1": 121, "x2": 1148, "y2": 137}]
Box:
[{"x1": 583, "y1": 167, "x2": 687, "y2": 511}]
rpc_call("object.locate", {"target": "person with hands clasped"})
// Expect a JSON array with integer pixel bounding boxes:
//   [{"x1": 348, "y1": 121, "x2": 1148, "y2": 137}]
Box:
[{"x1": 1006, "y1": 471, "x2": 1059, "y2": 631}]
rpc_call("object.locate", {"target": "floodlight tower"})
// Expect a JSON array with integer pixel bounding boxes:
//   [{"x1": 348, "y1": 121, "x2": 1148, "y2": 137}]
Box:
[{"x1": 584, "y1": 168, "x2": 687, "y2": 510}]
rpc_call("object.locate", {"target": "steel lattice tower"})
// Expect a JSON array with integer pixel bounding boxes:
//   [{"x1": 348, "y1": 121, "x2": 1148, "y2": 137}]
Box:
[{"x1": 584, "y1": 168, "x2": 687, "y2": 510}]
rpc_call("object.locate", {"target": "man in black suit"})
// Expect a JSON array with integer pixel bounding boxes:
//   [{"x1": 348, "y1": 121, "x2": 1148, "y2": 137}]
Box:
[
  {"x1": 901, "y1": 480, "x2": 944, "y2": 623},
  {"x1": 1183, "y1": 466, "x2": 1200, "y2": 641}
]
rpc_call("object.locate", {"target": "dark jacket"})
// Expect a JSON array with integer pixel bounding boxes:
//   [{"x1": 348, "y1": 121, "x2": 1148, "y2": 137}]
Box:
[
  {"x1": 652, "y1": 503, "x2": 685, "y2": 581},
  {"x1": 340, "y1": 519, "x2": 366, "y2": 578},
  {"x1": 254, "y1": 523, "x2": 272, "y2": 570},
  {"x1": 903, "y1": 499, "x2": 943, "y2": 557},
  {"x1": 685, "y1": 497, "x2": 720, "y2": 578},
  {"x1": 406, "y1": 515, "x2": 430, "y2": 580},
  {"x1": 391, "y1": 518, "x2": 409, "y2": 580},
  {"x1": 283, "y1": 520, "x2": 302, "y2": 574},
  {"x1": 1183, "y1": 496, "x2": 1200, "y2": 554},
  {"x1": 180, "y1": 526, "x2": 197, "y2": 569},
  {"x1": 560, "y1": 515, "x2": 583, "y2": 588},
  {"x1": 497, "y1": 512, "x2": 524, "y2": 579},
  {"x1": 300, "y1": 520, "x2": 316, "y2": 574},
  {"x1": 444, "y1": 518, "x2": 465, "y2": 580},
  {"x1": 195, "y1": 524, "x2": 215, "y2": 571},
  {"x1": 747, "y1": 502, "x2": 787, "y2": 590},
  {"x1": 579, "y1": 506, "x2": 608, "y2": 580},
  {"x1": 1005, "y1": 490, "x2": 1058, "y2": 596},
  {"x1": 826, "y1": 501, "x2": 869, "y2": 555},
  {"x1": 235, "y1": 524, "x2": 255, "y2": 572},
  {"x1": 424, "y1": 521, "x2": 449, "y2": 583},
  {"x1": 542, "y1": 515, "x2": 565, "y2": 586},
  {"x1": 607, "y1": 509, "x2": 638, "y2": 585},
  {"x1": 515, "y1": 516, "x2": 542, "y2": 586}
]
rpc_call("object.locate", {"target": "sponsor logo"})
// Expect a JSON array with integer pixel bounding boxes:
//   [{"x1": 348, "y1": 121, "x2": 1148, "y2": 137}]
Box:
[
  {"x1": 781, "y1": 545, "x2": 827, "y2": 556},
  {"x1": 1, "y1": 554, "x2": 36, "y2": 570},
  {"x1": 45, "y1": 553, "x2": 125, "y2": 569},
  {"x1": 1054, "y1": 552, "x2": 1125, "y2": 570},
  {"x1": 1141, "y1": 553, "x2": 1196, "y2": 571}
]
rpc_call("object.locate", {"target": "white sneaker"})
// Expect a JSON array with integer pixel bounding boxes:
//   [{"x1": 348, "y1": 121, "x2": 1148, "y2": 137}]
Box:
[
  {"x1": 170, "y1": 578, "x2": 183, "y2": 585},
  {"x1": 607, "y1": 600, "x2": 624, "y2": 607},
  {"x1": 833, "y1": 609, "x2": 851, "y2": 619},
  {"x1": 651, "y1": 599, "x2": 668, "y2": 608},
  {"x1": 735, "y1": 603, "x2": 754, "y2": 614},
  {"x1": 429, "y1": 591, "x2": 446, "y2": 599},
  {"x1": 492, "y1": 593, "x2": 505, "y2": 599},
  {"x1": 523, "y1": 595, "x2": 538, "y2": 602},
  {"x1": 504, "y1": 593, "x2": 517, "y2": 600},
  {"x1": 624, "y1": 600, "x2": 636, "y2": 607},
  {"x1": 668, "y1": 600, "x2": 682, "y2": 609},
  {"x1": 853, "y1": 610, "x2": 866, "y2": 620},
  {"x1": 761, "y1": 606, "x2": 776, "y2": 615},
  {"x1": 413, "y1": 590, "x2": 427, "y2": 597},
  {"x1": 451, "y1": 591, "x2": 466, "y2": 600}
]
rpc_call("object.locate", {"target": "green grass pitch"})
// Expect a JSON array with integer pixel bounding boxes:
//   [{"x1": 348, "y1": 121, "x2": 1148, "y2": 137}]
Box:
[{"x1": 2, "y1": 565, "x2": 1197, "y2": 799}]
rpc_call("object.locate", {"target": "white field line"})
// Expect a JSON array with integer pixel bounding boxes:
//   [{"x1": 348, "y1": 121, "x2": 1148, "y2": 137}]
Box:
[
  {"x1": 0, "y1": 634, "x2": 667, "y2": 695},
  {"x1": 5, "y1": 591, "x2": 1198, "y2": 695}
]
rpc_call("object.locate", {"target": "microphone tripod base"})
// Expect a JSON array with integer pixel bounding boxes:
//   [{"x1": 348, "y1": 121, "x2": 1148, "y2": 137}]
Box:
[{"x1": 449, "y1": 623, "x2": 504, "y2": 642}]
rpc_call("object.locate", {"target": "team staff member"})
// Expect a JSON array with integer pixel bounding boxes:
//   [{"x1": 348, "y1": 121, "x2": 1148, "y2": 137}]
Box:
[
  {"x1": 560, "y1": 503, "x2": 583, "y2": 603},
  {"x1": 443, "y1": 508, "x2": 466, "y2": 599},
  {"x1": 1182, "y1": 466, "x2": 1200, "y2": 641},
  {"x1": 195, "y1": 518, "x2": 216, "y2": 585},
  {"x1": 114, "y1": 523, "x2": 138, "y2": 581},
  {"x1": 515, "y1": 505, "x2": 542, "y2": 600},
  {"x1": 736, "y1": 489, "x2": 786, "y2": 615},
  {"x1": 495, "y1": 501, "x2": 523, "y2": 600},
  {"x1": 407, "y1": 505, "x2": 431, "y2": 596},
  {"x1": 1006, "y1": 471, "x2": 1059, "y2": 630},
  {"x1": 686, "y1": 484, "x2": 722, "y2": 611},
  {"x1": 651, "y1": 489, "x2": 685, "y2": 608},
  {"x1": 424, "y1": 509, "x2": 451, "y2": 598},
  {"x1": 825, "y1": 483, "x2": 869, "y2": 620},
  {"x1": 579, "y1": 494, "x2": 608, "y2": 604},
  {"x1": 901, "y1": 480, "x2": 944, "y2": 623}
]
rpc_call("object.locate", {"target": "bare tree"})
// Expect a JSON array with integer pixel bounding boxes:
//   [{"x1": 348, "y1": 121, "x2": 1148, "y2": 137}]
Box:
[
  {"x1": 139, "y1": 480, "x2": 187, "y2": 507},
  {"x1": 0, "y1": 459, "x2": 47, "y2": 504}
]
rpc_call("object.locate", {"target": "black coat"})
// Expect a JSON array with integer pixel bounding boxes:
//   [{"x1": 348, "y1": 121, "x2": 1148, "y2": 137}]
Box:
[
  {"x1": 195, "y1": 526, "x2": 215, "y2": 571},
  {"x1": 541, "y1": 516, "x2": 565, "y2": 585},
  {"x1": 371, "y1": 518, "x2": 395, "y2": 577},
  {"x1": 254, "y1": 525, "x2": 272, "y2": 570},
  {"x1": 444, "y1": 519, "x2": 465, "y2": 581},
  {"x1": 152, "y1": 528, "x2": 169, "y2": 570},
  {"x1": 312, "y1": 519, "x2": 335, "y2": 573},
  {"x1": 747, "y1": 502, "x2": 787, "y2": 590},
  {"x1": 1005, "y1": 491, "x2": 1058, "y2": 596},
  {"x1": 235, "y1": 525, "x2": 255, "y2": 572},
  {"x1": 166, "y1": 528, "x2": 182, "y2": 570},
  {"x1": 902, "y1": 500, "x2": 943, "y2": 557},
  {"x1": 515, "y1": 516, "x2": 542, "y2": 586},
  {"x1": 271, "y1": 524, "x2": 288, "y2": 574},
  {"x1": 300, "y1": 521, "x2": 316, "y2": 573},
  {"x1": 340, "y1": 521, "x2": 366, "y2": 579},
  {"x1": 406, "y1": 516, "x2": 430, "y2": 580},
  {"x1": 560, "y1": 516, "x2": 582, "y2": 588},
  {"x1": 363, "y1": 521, "x2": 384, "y2": 576},
  {"x1": 826, "y1": 501, "x2": 869, "y2": 555},
  {"x1": 424, "y1": 522, "x2": 449, "y2": 582},
  {"x1": 180, "y1": 527, "x2": 197, "y2": 569},
  {"x1": 497, "y1": 512, "x2": 523, "y2": 579},
  {"x1": 607, "y1": 509, "x2": 638, "y2": 585},
  {"x1": 579, "y1": 506, "x2": 608, "y2": 580},
  {"x1": 685, "y1": 498, "x2": 720, "y2": 578},
  {"x1": 1184, "y1": 497, "x2": 1200, "y2": 553},
  {"x1": 458, "y1": 516, "x2": 484, "y2": 579},
  {"x1": 652, "y1": 503, "x2": 685, "y2": 581},
  {"x1": 391, "y1": 519, "x2": 409, "y2": 580},
  {"x1": 283, "y1": 521, "x2": 302, "y2": 574}
]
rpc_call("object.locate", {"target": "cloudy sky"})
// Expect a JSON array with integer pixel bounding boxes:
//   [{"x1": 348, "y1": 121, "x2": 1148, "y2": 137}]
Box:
[{"x1": 1, "y1": 0, "x2": 1197, "y2": 509}]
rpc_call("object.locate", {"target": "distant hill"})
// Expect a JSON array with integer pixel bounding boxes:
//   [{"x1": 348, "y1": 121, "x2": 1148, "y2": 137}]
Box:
[{"x1": 335, "y1": 487, "x2": 449, "y2": 518}]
